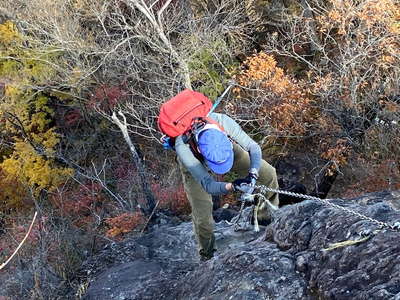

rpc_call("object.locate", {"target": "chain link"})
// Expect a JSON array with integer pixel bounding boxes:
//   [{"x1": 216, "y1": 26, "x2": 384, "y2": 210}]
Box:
[{"x1": 256, "y1": 185, "x2": 400, "y2": 232}]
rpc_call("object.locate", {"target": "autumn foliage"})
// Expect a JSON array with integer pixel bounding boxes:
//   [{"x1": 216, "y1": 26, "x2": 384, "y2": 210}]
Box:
[
  {"x1": 49, "y1": 182, "x2": 104, "y2": 217},
  {"x1": 0, "y1": 1, "x2": 399, "y2": 297},
  {"x1": 87, "y1": 84, "x2": 128, "y2": 112},
  {"x1": 152, "y1": 183, "x2": 190, "y2": 215},
  {"x1": 0, "y1": 214, "x2": 41, "y2": 263},
  {"x1": 105, "y1": 211, "x2": 146, "y2": 239},
  {"x1": 0, "y1": 21, "x2": 73, "y2": 210},
  {"x1": 232, "y1": 52, "x2": 317, "y2": 137},
  {"x1": 343, "y1": 160, "x2": 400, "y2": 198},
  {"x1": 230, "y1": 0, "x2": 399, "y2": 193}
]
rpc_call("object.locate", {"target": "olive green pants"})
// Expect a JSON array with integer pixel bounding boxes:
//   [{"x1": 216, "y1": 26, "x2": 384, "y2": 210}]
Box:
[{"x1": 178, "y1": 143, "x2": 279, "y2": 258}]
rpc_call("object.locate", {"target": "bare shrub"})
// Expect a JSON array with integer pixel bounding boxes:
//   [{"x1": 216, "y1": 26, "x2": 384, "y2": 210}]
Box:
[{"x1": 228, "y1": 0, "x2": 400, "y2": 196}]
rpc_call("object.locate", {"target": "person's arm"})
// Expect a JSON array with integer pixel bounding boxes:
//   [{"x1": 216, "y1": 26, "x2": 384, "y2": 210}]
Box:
[{"x1": 175, "y1": 136, "x2": 231, "y2": 195}]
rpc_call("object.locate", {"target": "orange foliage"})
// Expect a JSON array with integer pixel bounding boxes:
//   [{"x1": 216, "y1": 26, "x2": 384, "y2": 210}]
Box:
[
  {"x1": 316, "y1": 0, "x2": 399, "y2": 83},
  {"x1": 105, "y1": 211, "x2": 145, "y2": 239},
  {"x1": 321, "y1": 139, "x2": 351, "y2": 175},
  {"x1": 233, "y1": 52, "x2": 317, "y2": 137},
  {"x1": 319, "y1": 0, "x2": 400, "y2": 34}
]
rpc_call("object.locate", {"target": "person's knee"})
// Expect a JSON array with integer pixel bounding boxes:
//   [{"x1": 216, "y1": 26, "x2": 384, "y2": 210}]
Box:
[
  {"x1": 269, "y1": 194, "x2": 279, "y2": 207},
  {"x1": 196, "y1": 216, "x2": 214, "y2": 230},
  {"x1": 259, "y1": 164, "x2": 278, "y2": 185}
]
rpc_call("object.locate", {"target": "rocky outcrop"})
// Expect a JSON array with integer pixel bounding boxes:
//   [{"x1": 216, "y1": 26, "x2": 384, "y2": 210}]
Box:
[
  {"x1": 266, "y1": 190, "x2": 400, "y2": 299},
  {"x1": 82, "y1": 191, "x2": 400, "y2": 300}
]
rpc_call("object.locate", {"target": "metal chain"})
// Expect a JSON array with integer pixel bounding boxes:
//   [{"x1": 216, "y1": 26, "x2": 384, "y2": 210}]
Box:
[
  {"x1": 232, "y1": 200, "x2": 249, "y2": 231},
  {"x1": 256, "y1": 185, "x2": 400, "y2": 232},
  {"x1": 232, "y1": 191, "x2": 277, "y2": 232}
]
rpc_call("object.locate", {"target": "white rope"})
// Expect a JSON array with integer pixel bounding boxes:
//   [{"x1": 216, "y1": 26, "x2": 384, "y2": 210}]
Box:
[{"x1": 0, "y1": 211, "x2": 38, "y2": 270}]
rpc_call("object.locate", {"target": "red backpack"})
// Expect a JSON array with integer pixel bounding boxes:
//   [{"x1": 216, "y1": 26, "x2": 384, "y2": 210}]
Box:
[{"x1": 158, "y1": 89, "x2": 213, "y2": 138}]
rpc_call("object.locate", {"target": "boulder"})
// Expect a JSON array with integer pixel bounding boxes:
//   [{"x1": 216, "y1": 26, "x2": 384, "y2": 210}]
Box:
[{"x1": 82, "y1": 190, "x2": 400, "y2": 300}]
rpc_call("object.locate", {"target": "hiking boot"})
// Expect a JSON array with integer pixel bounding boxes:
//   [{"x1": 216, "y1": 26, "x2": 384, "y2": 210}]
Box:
[
  {"x1": 200, "y1": 254, "x2": 212, "y2": 262},
  {"x1": 199, "y1": 249, "x2": 216, "y2": 262}
]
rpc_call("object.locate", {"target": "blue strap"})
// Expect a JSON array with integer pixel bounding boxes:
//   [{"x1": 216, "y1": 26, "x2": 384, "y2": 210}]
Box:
[{"x1": 207, "y1": 84, "x2": 233, "y2": 116}]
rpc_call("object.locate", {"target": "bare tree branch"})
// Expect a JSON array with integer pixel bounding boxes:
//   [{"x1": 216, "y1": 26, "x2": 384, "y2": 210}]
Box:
[
  {"x1": 128, "y1": 0, "x2": 192, "y2": 89},
  {"x1": 111, "y1": 111, "x2": 156, "y2": 215}
]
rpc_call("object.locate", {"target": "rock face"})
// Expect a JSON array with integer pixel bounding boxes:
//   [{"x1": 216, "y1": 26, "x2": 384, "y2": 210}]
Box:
[{"x1": 82, "y1": 191, "x2": 400, "y2": 300}]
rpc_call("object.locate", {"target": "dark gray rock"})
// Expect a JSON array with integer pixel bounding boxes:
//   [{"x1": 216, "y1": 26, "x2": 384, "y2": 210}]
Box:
[
  {"x1": 170, "y1": 242, "x2": 310, "y2": 300},
  {"x1": 213, "y1": 207, "x2": 238, "y2": 222},
  {"x1": 83, "y1": 191, "x2": 400, "y2": 300},
  {"x1": 265, "y1": 191, "x2": 400, "y2": 299},
  {"x1": 83, "y1": 221, "x2": 288, "y2": 300},
  {"x1": 0, "y1": 258, "x2": 63, "y2": 300}
]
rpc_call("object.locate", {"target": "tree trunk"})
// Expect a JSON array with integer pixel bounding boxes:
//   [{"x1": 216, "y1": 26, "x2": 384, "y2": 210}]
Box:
[{"x1": 111, "y1": 111, "x2": 156, "y2": 215}]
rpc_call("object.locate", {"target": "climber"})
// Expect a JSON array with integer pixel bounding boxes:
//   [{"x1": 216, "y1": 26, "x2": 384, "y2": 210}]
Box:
[{"x1": 158, "y1": 89, "x2": 279, "y2": 261}]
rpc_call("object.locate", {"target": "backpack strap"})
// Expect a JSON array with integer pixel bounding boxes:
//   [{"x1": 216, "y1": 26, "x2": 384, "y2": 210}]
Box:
[
  {"x1": 183, "y1": 117, "x2": 227, "y2": 162},
  {"x1": 182, "y1": 118, "x2": 206, "y2": 162}
]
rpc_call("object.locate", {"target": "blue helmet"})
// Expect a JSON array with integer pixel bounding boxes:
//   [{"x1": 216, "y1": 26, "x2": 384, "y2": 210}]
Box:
[{"x1": 197, "y1": 127, "x2": 233, "y2": 174}]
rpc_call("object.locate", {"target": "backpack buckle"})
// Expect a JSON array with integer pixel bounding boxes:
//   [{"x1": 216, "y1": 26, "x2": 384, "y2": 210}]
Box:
[
  {"x1": 191, "y1": 117, "x2": 207, "y2": 132},
  {"x1": 182, "y1": 118, "x2": 207, "y2": 144}
]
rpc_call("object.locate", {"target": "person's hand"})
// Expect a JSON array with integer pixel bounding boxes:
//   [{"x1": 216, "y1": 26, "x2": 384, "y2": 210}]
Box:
[{"x1": 232, "y1": 171, "x2": 258, "y2": 193}]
